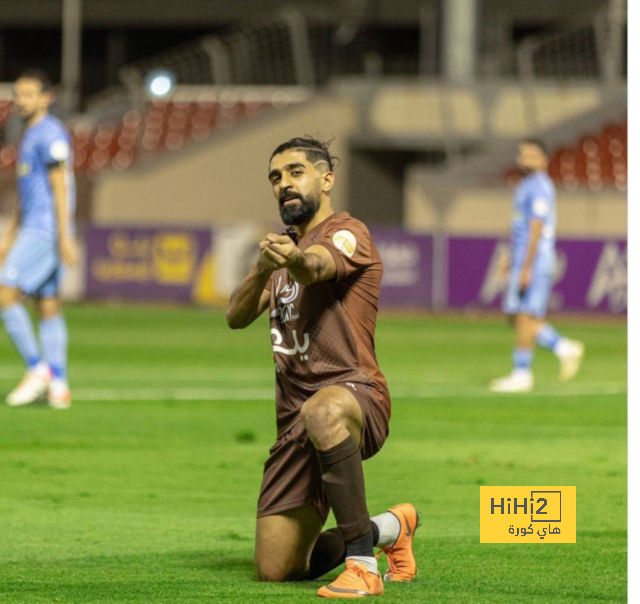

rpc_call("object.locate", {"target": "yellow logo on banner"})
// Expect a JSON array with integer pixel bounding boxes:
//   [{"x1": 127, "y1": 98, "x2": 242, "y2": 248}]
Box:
[
  {"x1": 480, "y1": 486, "x2": 576, "y2": 543},
  {"x1": 152, "y1": 233, "x2": 197, "y2": 285}
]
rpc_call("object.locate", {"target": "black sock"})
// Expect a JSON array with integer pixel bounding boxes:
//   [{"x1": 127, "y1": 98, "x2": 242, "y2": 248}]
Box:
[
  {"x1": 316, "y1": 436, "x2": 374, "y2": 558},
  {"x1": 308, "y1": 520, "x2": 380, "y2": 579}
]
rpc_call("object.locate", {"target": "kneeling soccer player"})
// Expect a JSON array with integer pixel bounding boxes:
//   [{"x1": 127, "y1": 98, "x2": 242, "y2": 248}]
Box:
[{"x1": 226, "y1": 137, "x2": 421, "y2": 598}]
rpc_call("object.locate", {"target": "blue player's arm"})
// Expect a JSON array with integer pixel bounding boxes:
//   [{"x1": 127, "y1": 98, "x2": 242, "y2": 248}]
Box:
[
  {"x1": 48, "y1": 166, "x2": 78, "y2": 266},
  {"x1": 519, "y1": 219, "x2": 544, "y2": 288},
  {"x1": 0, "y1": 205, "x2": 20, "y2": 264}
]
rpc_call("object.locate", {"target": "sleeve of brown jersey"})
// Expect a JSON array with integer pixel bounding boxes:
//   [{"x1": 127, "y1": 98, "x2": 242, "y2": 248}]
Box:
[{"x1": 314, "y1": 218, "x2": 374, "y2": 282}]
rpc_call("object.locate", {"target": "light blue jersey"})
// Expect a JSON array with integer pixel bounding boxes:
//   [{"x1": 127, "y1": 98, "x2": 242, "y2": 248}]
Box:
[
  {"x1": 0, "y1": 114, "x2": 75, "y2": 297},
  {"x1": 510, "y1": 171, "x2": 556, "y2": 272},
  {"x1": 17, "y1": 114, "x2": 76, "y2": 238},
  {"x1": 504, "y1": 171, "x2": 557, "y2": 318}
]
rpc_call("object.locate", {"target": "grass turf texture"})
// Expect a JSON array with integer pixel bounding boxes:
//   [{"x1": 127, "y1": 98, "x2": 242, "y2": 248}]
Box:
[{"x1": 0, "y1": 305, "x2": 626, "y2": 603}]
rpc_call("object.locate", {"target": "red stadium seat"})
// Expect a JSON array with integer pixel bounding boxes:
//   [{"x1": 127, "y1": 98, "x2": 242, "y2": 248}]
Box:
[{"x1": 507, "y1": 118, "x2": 627, "y2": 190}]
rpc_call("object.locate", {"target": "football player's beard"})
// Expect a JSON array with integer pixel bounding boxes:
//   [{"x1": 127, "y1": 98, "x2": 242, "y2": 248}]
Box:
[{"x1": 279, "y1": 192, "x2": 321, "y2": 226}]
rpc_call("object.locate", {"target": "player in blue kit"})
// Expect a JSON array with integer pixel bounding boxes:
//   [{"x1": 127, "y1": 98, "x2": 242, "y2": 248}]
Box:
[
  {"x1": 490, "y1": 139, "x2": 584, "y2": 393},
  {"x1": 0, "y1": 70, "x2": 77, "y2": 408}
]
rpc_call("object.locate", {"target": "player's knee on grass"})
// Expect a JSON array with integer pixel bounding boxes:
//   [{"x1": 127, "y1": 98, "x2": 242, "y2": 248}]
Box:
[
  {"x1": 0, "y1": 286, "x2": 20, "y2": 309},
  {"x1": 255, "y1": 557, "x2": 307, "y2": 582},
  {"x1": 255, "y1": 507, "x2": 323, "y2": 583}
]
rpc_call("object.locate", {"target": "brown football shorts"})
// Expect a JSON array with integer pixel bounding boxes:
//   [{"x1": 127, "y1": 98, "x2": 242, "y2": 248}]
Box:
[{"x1": 256, "y1": 382, "x2": 390, "y2": 523}]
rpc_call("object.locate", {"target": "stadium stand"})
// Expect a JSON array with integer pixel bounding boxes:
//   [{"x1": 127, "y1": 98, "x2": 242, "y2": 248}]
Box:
[
  {"x1": 0, "y1": 94, "x2": 302, "y2": 173},
  {"x1": 505, "y1": 119, "x2": 627, "y2": 191}
]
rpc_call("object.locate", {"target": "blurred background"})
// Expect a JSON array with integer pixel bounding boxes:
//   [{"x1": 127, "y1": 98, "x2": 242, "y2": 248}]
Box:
[{"x1": 0, "y1": 0, "x2": 627, "y2": 314}]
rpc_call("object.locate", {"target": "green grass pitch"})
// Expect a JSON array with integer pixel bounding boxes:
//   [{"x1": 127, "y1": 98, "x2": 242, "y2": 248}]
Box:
[{"x1": 0, "y1": 305, "x2": 626, "y2": 603}]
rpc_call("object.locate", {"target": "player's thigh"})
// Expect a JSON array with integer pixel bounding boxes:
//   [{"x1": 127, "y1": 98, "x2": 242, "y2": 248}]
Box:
[
  {"x1": 502, "y1": 270, "x2": 522, "y2": 316},
  {"x1": 255, "y1": 505, "x2": 324, "y2": 581},
  {"x1": 521, "y1": 271, "x2": 553, "y2": 320},
  {"x1": 0, "y1": 231, "x2": 58, "y2": 296}
]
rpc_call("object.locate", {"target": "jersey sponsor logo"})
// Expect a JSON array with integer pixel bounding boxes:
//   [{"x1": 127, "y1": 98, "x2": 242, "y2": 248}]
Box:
[
  {"x1": 271, "y1": 327, "x2": 310, "y2": 361},
  {"x1": 586, "y1": 242, "x2": 627, "y2": 312},
  {"x1": 332, "y1": 230, "x2": 357, "y2": 258},
  {"x1": 273, "y1": 276, "x2": 300, "y2": 323},
  {"x1": 49, "y1": 140, "x2": 70, "y2": 162}
]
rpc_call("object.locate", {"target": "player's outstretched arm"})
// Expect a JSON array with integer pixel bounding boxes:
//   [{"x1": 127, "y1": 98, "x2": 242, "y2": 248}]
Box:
[
  {"x1": 226, "y1": 256, "x2": 273, "y2": 330},
  {"x1": 263, "y1": 235, "x2": 337, "y2": 286}
]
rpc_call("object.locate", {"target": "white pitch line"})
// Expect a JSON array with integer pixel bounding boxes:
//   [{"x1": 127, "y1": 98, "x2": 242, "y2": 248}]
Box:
[{"x1": 70, "y1": 384, "x2": 626, "y2": 402}]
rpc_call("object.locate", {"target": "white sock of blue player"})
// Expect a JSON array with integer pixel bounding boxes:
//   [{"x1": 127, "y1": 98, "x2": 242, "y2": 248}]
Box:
[
  {"x1": 536, "y1": 323, "x2": 562, "y2": 352},
  {"x1": 39, "y1": 315, "x2": 68, "y2": 383},
  {"x1": 512, "y1": 348, "x2": 533, "y2": 376},
  {"x1": 1, "y1": 304, "x2": 42, "y2": 369},
  {"x1": 536, "y1": 323, "x2": 574, "y2": 358}
]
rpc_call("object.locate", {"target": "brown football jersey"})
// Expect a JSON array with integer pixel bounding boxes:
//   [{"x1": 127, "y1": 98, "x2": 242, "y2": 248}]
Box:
[{"x1": 266, "y1": 212, "x2": 390, "y2": 436}]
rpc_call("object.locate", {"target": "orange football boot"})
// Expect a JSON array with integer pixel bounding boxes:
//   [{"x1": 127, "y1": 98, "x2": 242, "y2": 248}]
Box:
[
  {"x1": 317, "y1": 559, "x2": 384, "y2": 598},
  {"x1": 380, "y1": 503, "x2": 422, "y2": 582}
]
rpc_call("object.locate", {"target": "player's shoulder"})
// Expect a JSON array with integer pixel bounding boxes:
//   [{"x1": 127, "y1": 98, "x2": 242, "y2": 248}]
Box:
[
  {"x1": 523, "y1": 172, "x2": 555, "y2": 196},
  {"x1": 39, "y1": 115, "x2": 70, "y2": 140},
  {"x1": 323, "y1": 212, "x2": 371, "y2": 237}
]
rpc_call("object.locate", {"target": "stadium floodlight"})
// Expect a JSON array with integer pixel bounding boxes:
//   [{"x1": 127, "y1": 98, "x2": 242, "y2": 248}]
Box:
[{"x1": 145, "y1": 69, "x2": 176, "y2": 98}]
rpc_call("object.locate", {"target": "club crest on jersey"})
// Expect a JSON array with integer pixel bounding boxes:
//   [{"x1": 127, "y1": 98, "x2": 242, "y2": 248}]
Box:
[
  {"x1": 273, "y1": 276, "x2": 300, "y2": 323},
  {"x1": 332, "y1": 230, "x2": 357, "y2": 258}
]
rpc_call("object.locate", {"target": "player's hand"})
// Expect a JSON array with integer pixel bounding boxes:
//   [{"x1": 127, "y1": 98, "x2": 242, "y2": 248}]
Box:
[
  {"x1": 519, "y1": 265, "x2": 532, "y2": 291},
  {"x1": 60, "y1": 237, "x2": 79, "y2": 267},
  {"x1": 260, "y1": 234, "x2": 304, "y2": 269},
  {"x1": 257, "y1": 235, "x2": 282, "y2": 272},
  {"x1": 498, "y1": 252, "x2": 510, "y2": 280}
]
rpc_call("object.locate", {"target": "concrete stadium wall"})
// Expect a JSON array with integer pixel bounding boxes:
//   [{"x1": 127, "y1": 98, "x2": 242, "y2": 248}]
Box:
[
  {"x1": 365, "y1": 82, "x2": 611, "y2": 139},
  {"x1": 92, "y1": 95, "x2": 358, "y2": 227},
  {"x1": 404, "y1": 169, "x2": 627, "y2": 238}
]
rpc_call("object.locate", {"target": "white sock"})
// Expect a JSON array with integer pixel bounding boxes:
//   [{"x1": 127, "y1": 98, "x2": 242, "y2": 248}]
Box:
[
  {"x1": 371, "y1": 511, "x2": 401, "y2": 548},
  {"x1": 512, "y1": 368, "x2": 532, "y2": 380},
  {"x1": 555, "y1": 339, "x2": 574, "y2": 358},
  {"x1": 347, "y1": 555, "x2": 378, "y2": 574},
  {"x1": 33, "y1": 361, "x2": 50, "y2": 376},
  {"x1": 51, "y1": 377, "x2": 68, "y2": 390}
]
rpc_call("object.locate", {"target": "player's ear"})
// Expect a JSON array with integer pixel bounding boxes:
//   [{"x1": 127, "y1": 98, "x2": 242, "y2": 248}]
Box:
[{"x1": 322, "y1": 170, "x2": 335, "y2": 193}]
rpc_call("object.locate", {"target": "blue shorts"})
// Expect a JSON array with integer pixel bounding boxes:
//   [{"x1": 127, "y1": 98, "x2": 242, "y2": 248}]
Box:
[
  {"x1": 0, "y1": 229, "x2": 62, "y2": 297},
  {"x1": 503, "y1": 267, "x2": 553, "y2": 318}
]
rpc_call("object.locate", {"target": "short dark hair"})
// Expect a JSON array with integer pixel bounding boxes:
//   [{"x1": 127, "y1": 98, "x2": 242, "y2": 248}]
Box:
[
  {"x1": 270, "y1": 136, "x2": 339, "y2": 171},
  {"x1": 520, "y1": 138, "x2": 548, "y2": 156},
  {"x1": 17, "y1": 69, "x2": 54, "y2": 92}
]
